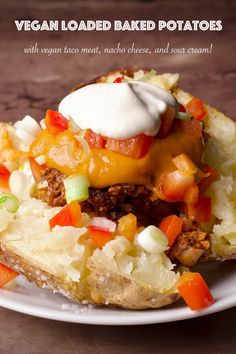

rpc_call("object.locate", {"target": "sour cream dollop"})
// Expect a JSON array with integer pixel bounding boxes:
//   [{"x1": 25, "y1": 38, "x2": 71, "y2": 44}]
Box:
[{"x1": 59, "y1": 81, "x2": 178, "y2": 139}]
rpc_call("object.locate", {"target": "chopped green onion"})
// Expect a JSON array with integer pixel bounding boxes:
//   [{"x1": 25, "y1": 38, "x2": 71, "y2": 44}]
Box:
[
  {"x1": 137, "y1": 225, "x2": 168, "y2": 254},
  {"x1": 64, "y1": 174, "x2": 90, "y2": 189},
  {"x1": 0, "y1": 193, "x2": 19, "y2": 213},
  {"x1": 63, "y1": 174, "x2": 90, "y2": 203},
  {"x1": 142, "y1": 69, "x2": 157, "y2": 82},
  {"x1": 176, "y1": 112, "x2": 191, "y2": 121},
  {"x1": 65, "y1": 185, "x2": 89, "y2": 203}
]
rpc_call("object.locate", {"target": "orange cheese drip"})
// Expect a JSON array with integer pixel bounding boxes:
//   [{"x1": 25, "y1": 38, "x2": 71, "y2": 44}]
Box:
[{"x1": 29, "y1": 130, "x2": 203, "y2": 189}]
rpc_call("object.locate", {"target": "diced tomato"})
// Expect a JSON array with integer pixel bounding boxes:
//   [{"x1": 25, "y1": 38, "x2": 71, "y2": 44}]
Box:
[
  {"x1": 198, "y1": 166, "x2": 218, "y2": 193},
  {"x1": 186, "y1": 98, "x2": 206, "y2": 121},
  {"x1": 157, "y1": 107, "x2": 175, "y2": 138},
  {"x1": 172, "y1": 154, "x2": 198, "y2": 176},
  {"x1": 0, "y1": 163, "x2": 10, "y2": 192},
  {"x1": 49, "y1": 201, "x2": 81, "y2": 230},
  {"x1": 183, "y1": 182, "x2": 199, "y2": 206},
  {"x1": 179, "y1": 104, "x2": 186, "y2": 112},
  {"x1": 0, "y1": 263, "x2": 19, "y2": 288},
  {"x1": 105, "y1": 134, "x2": 153, "y2": 159},
  {"x1": 187, "y1": 195, "x2": 212, "y2": 223},
  {"x1": 84, "y1": 129, "x2": 107, "y2": 148},
  {"x1": 159, "y1": 215, "x2": 183, "y2": 246},
  {"x1": 29, "y1": 157, "x2": 46, "y2": 184},
  {"x1": 45, "y1": 110, "x2": 69, "y2": 135},
  {"x1": 176, "y1": 118, "x2": 202, "y2": 139},
  {"x1": 0, "y1": 164, "x2": 10, "y2": 176},
  {"x1": 177, "y1": 272, "x2": 214, "y2": 311},
  {"x1": 113, "y1": 77, "x2": 124, "y2": 83},
  {"x1": 159, "y1": 170, "x2": 194, "y2": 202},
  {"x1": 87, "y1": 226, "x2": 113, "y2": 248},
  {"x1": 118, "y1": 213, "x2": 137, "y2": 242}
]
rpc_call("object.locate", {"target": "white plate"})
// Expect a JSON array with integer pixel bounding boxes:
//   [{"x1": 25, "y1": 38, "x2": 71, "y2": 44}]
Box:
[{"x1": 0, "y1": 261, "x2": 236, "y2": 325}]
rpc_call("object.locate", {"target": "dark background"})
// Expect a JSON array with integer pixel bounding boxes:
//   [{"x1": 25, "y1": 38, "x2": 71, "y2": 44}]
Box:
[{"x1": 0, "y1": 0, "x2": 236, "y2": 353}]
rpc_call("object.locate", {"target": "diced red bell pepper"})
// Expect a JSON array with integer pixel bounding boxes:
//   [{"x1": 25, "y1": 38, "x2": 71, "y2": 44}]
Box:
[
  {"x1": 0, "y1": 163, "x2": 10, "y2": 192},
  {"x1": 187, "y1": 195, "x2": 212, "y2": 223},
  {"x1": 186, "y1": 98, "x2": 206, "y2": 121},
  {"x1": 177, "y1": 272, "x2": 215, "y2": 311},
  {"x1": 87, "y1": 226, "x2": 113, "y2": 248},
  {"x1": 113, "y1": 77, "x2": 124, "y2": 83},
  {"x1": 159, "y1": 170, "x2": 194, "y2": 202},
  {"x1": 49, "y1": 201, "x2": 82, "y2": 230},
  {"x1": 45, "y1": 110, "x2": 69, "y2": 135},
  {"x1": 198, "y1": 166, "x2": 218, "y2": 193},
  {"x1": 176, "y1": 118, "x2": 202, "y2": 139},
  {"x1": 105, "y1": 134, "x2": 153, "y2": 159},
  {"x1": 0, "y1": 263, "x2": 19, "y2": 287},
  {"x1": 29, "y1": 157, "x2": 46, "y2": 184},
  {"x1": 84, "y1": 129, "x2": 107, "y2": 148},
  {"x1": 183, "y1": 182, "x2": 199, "y2": 206},
  {"x1": 159, "y1": 215, "x2": 183, "y2": 246}
]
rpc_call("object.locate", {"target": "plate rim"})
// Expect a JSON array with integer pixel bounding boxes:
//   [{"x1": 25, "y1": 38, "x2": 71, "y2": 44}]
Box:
[{"x1": 1, "y1": 286, "x2": 236, "y2": 325}]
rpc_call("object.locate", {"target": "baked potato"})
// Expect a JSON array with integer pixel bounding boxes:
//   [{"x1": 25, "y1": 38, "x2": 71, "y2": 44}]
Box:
[
  {"x1": 0, "y1": 67, "x2": 235, "y2": 310},
  {"x1": 0, "y1": 198, "x2": 180, "y2": 309}
]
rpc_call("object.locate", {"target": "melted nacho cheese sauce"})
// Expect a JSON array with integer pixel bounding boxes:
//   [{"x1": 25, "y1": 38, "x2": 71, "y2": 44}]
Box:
[
  {"x1": 30, "y1": 77, "x2": 203, "y2": 191},
  {"x1": 29, "y1": 129, "x2": 203, "y2": 189}
]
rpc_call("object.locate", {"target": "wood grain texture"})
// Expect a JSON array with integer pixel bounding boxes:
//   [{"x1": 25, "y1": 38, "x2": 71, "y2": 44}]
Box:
[{"x1": 1, "y1": 305, "x2": 236, "y2": 354}]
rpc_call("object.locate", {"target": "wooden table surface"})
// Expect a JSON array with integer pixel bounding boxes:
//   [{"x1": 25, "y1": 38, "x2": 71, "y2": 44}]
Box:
[{"x1": 0, "y1": 0, "x2": 236, "y2": 353}]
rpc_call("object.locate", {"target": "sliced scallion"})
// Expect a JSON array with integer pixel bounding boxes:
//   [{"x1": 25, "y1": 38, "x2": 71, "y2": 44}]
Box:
[
  {"x1": 64, "y1": 174, "x2": 90, "y2": 189},
  {"x1": 65, "y1": 185, "x2": 89, "y2": 203},
  {"x1": 142, "y1": 69, "x2": 157, "y2": 82},
  {"x1": 0, "y1": 193, "x2": 19, "y2": 213},
  {"x1": 137, "y1": 225, "x2": 168, "y2": 254},
  {"x1": 176, "y1": 112, "x2": 191, "y2": 121},
  {"x1": 63, "y1": 174, "x2": 90, "y2": 203}
]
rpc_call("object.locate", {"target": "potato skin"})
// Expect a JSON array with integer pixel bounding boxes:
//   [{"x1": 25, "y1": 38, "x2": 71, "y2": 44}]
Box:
[
  {"x1": 0, "y1": 243, "x2": 180, "y2": 310},
  {"x1": 0, "y1": 243, "x2": 88, "y2": 303},
  {"x1": 210, "y1": 240, "x2": 236, "y2": 261},
  {"x1": 87, "y1": 259, "x2": 179, "y2": 310}
]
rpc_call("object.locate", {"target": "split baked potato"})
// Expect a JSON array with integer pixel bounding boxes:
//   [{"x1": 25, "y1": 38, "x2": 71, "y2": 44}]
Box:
[{"x1": 0, "y1": 67, "x2": 235, "y2": 310}]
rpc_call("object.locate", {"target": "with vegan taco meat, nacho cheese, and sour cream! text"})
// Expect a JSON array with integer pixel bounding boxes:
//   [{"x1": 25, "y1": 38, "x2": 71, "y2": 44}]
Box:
[{"x1": 0, "y1": 68, "x2": 236, "y2": 311}]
